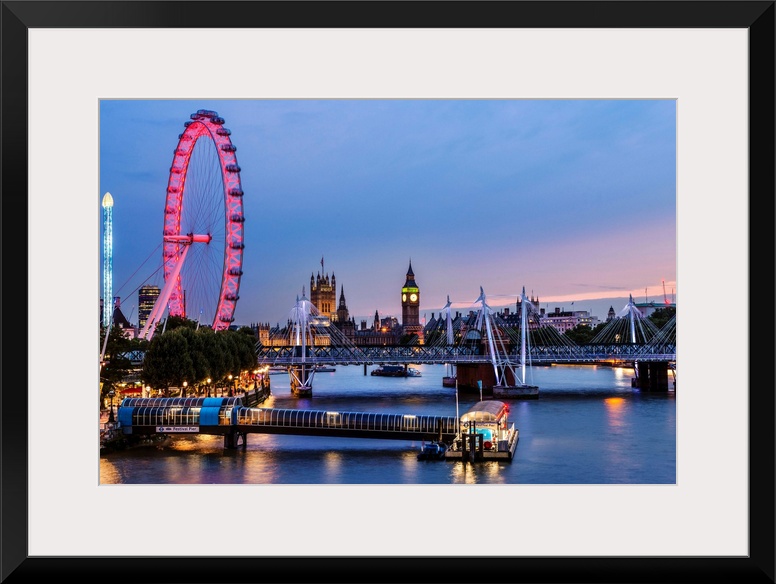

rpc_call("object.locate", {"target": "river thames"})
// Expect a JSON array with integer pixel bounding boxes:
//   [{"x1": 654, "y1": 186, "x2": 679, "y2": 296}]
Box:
[{"x1": 99, "y1": 363, "x2": 675, "y2": 485}]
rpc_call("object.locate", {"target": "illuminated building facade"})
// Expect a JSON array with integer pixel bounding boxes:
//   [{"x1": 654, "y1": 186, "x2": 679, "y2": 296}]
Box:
[
  {"x1": 310, "y1": 271, "x2": 336, "y2": 321},
  {"x1": 400, "y1": 260, "x2": 424, "y2": 343},
  {"x1": 138, "y1": 285, "x2": 161, "y2": 330}
]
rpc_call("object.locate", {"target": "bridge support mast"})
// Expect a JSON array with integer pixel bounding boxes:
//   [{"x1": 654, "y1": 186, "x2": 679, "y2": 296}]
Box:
[{"x1": 289, "y1": 293, "x2": 315, "y2": 397}]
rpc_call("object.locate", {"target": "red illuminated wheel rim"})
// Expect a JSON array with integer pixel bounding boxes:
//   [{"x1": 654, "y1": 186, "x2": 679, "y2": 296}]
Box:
[{"x1": 162, "y1": 109, "x2": 244, "y2": 330}]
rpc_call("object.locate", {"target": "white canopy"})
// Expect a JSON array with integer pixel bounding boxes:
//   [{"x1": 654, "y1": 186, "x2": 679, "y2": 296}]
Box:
[{"x1": 460, "y1": 400, "x2": 507, "y2": 423}]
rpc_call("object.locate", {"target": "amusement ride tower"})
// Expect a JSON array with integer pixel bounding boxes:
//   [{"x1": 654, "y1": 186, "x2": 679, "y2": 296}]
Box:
[{"x1": 102, "y1": 192, "x2": 114, "y2": 327}]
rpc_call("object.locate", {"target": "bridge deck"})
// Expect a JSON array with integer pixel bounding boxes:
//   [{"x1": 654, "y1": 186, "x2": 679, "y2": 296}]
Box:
[{"x1": 255, "y1": 344, "x2": 676, "y2": 365}]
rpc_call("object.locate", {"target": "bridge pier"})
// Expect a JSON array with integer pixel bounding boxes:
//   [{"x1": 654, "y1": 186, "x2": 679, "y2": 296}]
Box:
[
  {"x1": 289, "y1": 364, "x2": 313, "y2": 397},
  {"x1": 634, "y1": 361, "x2": 671, "y2": 391},
  {"x1": 456, "y1": 363, "x2": 501, "y2": 392},
  {"x1": 224, "y1": 430, "x2": 248, "y2": 450}
]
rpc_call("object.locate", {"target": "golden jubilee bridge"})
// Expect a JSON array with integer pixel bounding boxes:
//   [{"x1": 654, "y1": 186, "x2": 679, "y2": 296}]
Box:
[
  {"x1": 253, "y1": 288, "x2": 676, "y2": 396},
  {"x1": 255, "y1": 342, "x2": 676, "y2": 366},
  {"x1": 117, "y1": 288, "x2": 675, "y2": 397}
]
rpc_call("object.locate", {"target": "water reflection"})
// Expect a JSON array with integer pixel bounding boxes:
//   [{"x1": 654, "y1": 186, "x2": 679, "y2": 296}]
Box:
[
  {"x1": 323, "y1": 451, "x2": 343, "y2": 482},
  {"x1": 99, "y1": 364, "x2": 675, "y2": 485},
  {"x1": 604, "y1": 397, "x2": 626, "y2": 429},
  {"x1": 449, "y1": 460, "x2": 508, "y2": 484}
]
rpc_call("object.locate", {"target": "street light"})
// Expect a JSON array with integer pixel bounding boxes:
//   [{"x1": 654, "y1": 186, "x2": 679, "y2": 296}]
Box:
[
  {"x1": 206, "y1": 377, "x2": 211, "y2": 397},
  {"x1": 182, "y1": 380, "x2": 188, "y2": 397},
  {"x1": 228, "y1": 374, "x2": 233, "y2": 397},
  {"x1": 108, "y1": 389, "x2": 115, "y2": 424}
]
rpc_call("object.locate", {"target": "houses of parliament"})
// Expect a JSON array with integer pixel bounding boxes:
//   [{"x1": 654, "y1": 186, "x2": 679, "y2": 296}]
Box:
[
  {"x1": 253, "y1": 260, "x2": 425, "y2": 346},
  {"x1": 250, "y1": 259, "x2": 627, "y2": 347}
]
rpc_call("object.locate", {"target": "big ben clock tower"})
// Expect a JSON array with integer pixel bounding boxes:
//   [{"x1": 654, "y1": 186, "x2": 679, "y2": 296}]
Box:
[{"x1": 401, "y1": 260, "x2": 424, "y2": 343}]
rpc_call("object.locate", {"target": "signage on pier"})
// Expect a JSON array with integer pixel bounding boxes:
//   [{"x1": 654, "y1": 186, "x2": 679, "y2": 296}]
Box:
[{"x1": 156, "y1": 426, "x2": 199, "y2": 433}]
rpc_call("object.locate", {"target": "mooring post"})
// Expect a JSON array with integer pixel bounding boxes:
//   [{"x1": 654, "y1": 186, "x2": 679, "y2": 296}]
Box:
[{"x1": 364, "y1": 363, "x2": 367, "y2": 376}]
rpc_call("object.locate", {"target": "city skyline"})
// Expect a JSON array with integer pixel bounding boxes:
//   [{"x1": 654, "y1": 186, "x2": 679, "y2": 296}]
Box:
[{"x1": 99, "y1": 99, "x2": 676, "y2": 327}]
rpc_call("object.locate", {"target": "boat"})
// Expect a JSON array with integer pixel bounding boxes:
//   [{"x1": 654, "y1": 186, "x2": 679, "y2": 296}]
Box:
[
  {"x1": 417, "y1": 441, "x2": 448, "y2": 461},
  {"x1": 370, "y1": 365, "x2": 409, "y2": 377},
  {"x1": 314, "y1": 365, "x2": 336, "y2": 372},
  {"x1": 268, "y1": 366, "x2": 287, "y2": 375},
  {"x1": 406, "y1": 367, "x2": 422, "y2": 377}
]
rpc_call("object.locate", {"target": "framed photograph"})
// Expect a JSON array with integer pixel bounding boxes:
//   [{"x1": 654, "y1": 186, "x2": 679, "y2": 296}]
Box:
[{"x1": 4, "y1": 1, "x2": 773, "y2": 582}]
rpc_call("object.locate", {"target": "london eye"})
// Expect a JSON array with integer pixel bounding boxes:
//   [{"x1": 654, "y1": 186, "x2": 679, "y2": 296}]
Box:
[{"x1": 140, "y1": 109, "x2": 244, "y2": 339}]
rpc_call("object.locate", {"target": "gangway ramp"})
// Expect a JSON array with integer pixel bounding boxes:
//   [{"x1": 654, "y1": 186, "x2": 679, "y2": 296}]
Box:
[{"x1": 235, "y1": 407, "x2": 459, "y2": 442}]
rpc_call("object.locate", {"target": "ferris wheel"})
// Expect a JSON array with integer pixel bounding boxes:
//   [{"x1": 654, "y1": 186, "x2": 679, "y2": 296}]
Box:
[{"x1": 140, "y1": 109, "x2": 244, "y2": 340}]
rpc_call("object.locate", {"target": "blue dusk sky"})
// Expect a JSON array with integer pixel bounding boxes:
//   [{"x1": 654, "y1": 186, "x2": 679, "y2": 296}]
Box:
[{"x1": 99, "y1": 99, "x2": 676, "y2": 328}]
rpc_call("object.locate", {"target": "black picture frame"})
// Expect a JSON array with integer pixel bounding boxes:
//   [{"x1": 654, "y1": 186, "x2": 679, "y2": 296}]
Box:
[{"x1": 2, "y1": 1, "x2": 773, "y2": 582}]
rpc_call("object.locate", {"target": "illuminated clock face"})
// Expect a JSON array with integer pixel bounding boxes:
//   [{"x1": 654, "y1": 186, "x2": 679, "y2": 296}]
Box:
[
  {"x1": 410, "y1": 293, "x2": 418, "y2": 302},
  {"x1": 402, "y1": 294, "x2": 407, "y2": 302}
]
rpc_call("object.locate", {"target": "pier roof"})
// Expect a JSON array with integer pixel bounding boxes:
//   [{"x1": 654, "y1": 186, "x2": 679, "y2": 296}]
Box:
[{"x1": 460, "y1": 401, "x2": 508, "y2": 423}]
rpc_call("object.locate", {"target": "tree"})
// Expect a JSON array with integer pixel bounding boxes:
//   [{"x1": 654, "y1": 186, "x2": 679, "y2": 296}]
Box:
[
  {"x1": 564, "y1": 324, "x2": 596, "y2": 345},
  {"x1": 220, "y1": 332, "x2": 240, "y2": 388},
  {"x1": 164, "y1": 315, "x2": 197, "y2": 332},
  {"x1": 141, "y1": 329, "x2": 195, "y2": 396},
  {"x1": 179, "y1": 327, "x2": 209, "y2": 395},
  {"x1": 199, "y1": 329, "x2": 228, "y2": 392},
  {"x1": 236, "y1": 325, "x2": 257, "y2": 338},
  {"x1": 99, "y1": 322, "x2": 132, "y2": 358},
  {"x1": 648, "y1": 306, "x2": 676, "y2": 330},
  {"x1": 99, "y1": 324, "x2": 135, "y2": 406},
  {"x1": 99, "y1": 353, "x2": 131, "y2": 406},
  {"x1": 234, "y1": 330, "x2": 259, "y2": 374}
]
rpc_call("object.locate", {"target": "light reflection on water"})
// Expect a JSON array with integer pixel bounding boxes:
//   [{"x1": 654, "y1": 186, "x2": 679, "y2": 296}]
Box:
[{"x1": 100, "y1": 364, "x2": 674, "y2": 485}]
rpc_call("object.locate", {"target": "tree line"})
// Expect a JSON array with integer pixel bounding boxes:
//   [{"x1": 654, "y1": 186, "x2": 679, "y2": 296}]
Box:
[{"x1": 99, "y1": 316, "x2": 258, "y2": 405}]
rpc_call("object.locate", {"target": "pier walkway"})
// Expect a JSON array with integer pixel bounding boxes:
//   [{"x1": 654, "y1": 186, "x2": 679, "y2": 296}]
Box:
[{"x1": 115, "y1": 397, "x2": 459, "y2": 447}]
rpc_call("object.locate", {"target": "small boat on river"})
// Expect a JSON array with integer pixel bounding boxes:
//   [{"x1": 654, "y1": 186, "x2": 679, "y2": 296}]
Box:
[
  {"x1": 371, "y1": 365, "x2": 408, "y2": 377},
  {"x1": 417, "y1": 441, "x2": 448, "y2": 461},
  {"x1": 371, "y1": 365, "x2": 421, "y2": 377}
]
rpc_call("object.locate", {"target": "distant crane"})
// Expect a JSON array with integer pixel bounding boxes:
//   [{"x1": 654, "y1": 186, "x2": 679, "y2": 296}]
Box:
[{"x1": 662, "y1": 279, "x2": 670, "y2": 305}]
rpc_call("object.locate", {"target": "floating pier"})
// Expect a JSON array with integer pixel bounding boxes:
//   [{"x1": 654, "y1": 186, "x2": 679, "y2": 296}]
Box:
[{"x1": 443, "y1": 400, "x2": 519, "y2": 461}]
